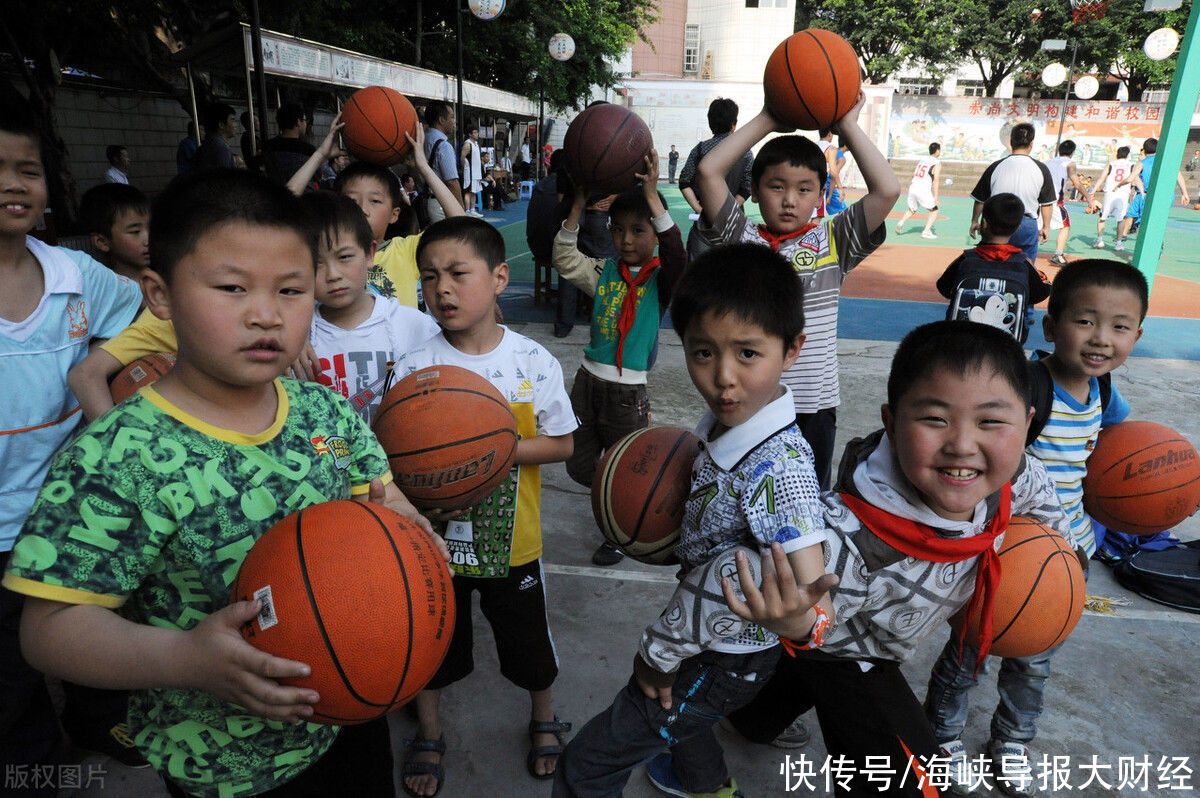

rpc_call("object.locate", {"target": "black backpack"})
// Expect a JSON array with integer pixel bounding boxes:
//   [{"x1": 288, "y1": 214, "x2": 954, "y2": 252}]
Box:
[
  {"x1": 939, "y1": 249, "x2": 1050, "y2": 343},
  {"x1": 1025, "y1": 354, "x2": 1112, "y2": 447},
  {"x1": 1113, "y1": 541, "x2": 1200, "y2": 613}
]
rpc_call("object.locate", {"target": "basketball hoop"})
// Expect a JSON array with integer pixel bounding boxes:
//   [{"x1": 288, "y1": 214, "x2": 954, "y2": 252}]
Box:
[{"x1": 1071, "y1": 0, "x2": 1109, "y2": 24}]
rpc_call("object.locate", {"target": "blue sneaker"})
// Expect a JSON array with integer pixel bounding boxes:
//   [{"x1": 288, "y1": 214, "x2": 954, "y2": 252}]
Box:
[{"x1": 646, "y1": 752, "x2": 744, "y2": 798}]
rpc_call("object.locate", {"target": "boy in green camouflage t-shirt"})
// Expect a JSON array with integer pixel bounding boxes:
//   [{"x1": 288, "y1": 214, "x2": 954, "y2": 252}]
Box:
[{"x1": 2, "y1": 170, "x2": 444, "y2": 798}]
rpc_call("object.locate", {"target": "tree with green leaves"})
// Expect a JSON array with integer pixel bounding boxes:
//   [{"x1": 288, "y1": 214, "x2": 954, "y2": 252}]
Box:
[{"x1": 1069, "y1": 0, "x2": 1191, "y2": 101}]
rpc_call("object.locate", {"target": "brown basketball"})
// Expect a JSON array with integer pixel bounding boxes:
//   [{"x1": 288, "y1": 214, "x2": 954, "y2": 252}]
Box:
[
  {"x1": 1082, "y1": 421, "x2": 1200, "y2": 535},
  {"x1": 563, "y1": 103, "x2": 653, "y2": 193},
  {"x1": 373, "y1": 365, "x2": 518, "y2": 510},
  {"x1": 591, "y1": 426, "x2": 703, "y2": 564},
  {"x1": 231, "y1": 500, "x2": 455, "y2": 725},
  {"x1": 109, "y1": 352, "x2": 175, "y2": 403},
  {"x1": 763, "y1": 29, "x2": 862, "y2": 130},
  {"x1": 341, "y1": 86, "x2": 418, "y2": 166},
  {"x1": 951, "y1": 517, "x2": 1086, "y2": 659}
]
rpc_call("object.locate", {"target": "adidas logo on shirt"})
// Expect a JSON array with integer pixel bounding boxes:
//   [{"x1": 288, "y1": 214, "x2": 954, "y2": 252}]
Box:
[{"x1": 518, "y1": 574, "x2": 539, "y2": 591}]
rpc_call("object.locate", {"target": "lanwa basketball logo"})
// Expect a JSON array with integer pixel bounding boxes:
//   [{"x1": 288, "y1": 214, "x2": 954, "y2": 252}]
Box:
[
  {"x1": 398, "y1": 449, "x2": 498, "y2": 490},
  {"x1": 1122, "y1": 447, "x2": 1196, "y2": 480}
]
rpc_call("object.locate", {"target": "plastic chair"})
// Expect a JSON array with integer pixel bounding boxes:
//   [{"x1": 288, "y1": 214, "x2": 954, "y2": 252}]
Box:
[{"x1": 518, "y1": 181, "x2": 535, "y2": 200}]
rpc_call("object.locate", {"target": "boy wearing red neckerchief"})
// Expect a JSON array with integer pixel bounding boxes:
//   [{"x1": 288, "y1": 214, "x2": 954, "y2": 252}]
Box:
[
  {"x1": 693, "y1": 93, "x2": 900, "y2": 493},
  {"x1": 721, "y1": 321, "x2": 1076, "y2": 798},
  {"x1": 553, "y1": 150, "x2": 686, "y2": 566}
]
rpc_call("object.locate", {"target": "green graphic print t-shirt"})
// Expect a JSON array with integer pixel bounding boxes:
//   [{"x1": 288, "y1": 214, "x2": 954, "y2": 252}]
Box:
[{"x1": 3, "y1": 379, "x2": 390, "y2": 798}]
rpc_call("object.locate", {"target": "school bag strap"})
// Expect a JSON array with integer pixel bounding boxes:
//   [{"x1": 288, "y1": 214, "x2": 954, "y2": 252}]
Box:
[{"x1": 1025, "y1": 352, "x2": 1112, "y2": 447}]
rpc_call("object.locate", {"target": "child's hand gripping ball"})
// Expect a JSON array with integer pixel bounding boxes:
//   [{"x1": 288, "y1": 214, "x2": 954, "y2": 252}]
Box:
[{"x1": 231, "y1": 500, "x2": 456, "y2": 724}]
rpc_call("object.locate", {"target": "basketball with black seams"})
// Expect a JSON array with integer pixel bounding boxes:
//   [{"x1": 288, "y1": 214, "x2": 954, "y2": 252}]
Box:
[
  {"x1": 340, "y1": 86, "x2": 418, "y2": 166},
  {"x1": 951, "y1": 517, "x2": 1085, "y2": 658},
  {"x1": 109, "y1": 352, "x2": 175, "y2": 403},
  {"x1": 373, "y1": 364, "x2": 519, "y2": 511},
  {"x1": 1082, "y1": 421, "x2": 1200, "y2": 535},
  {"x1": 563, "y1": 103, "x2": 654, "y2": 193},
  {"x1": 763, "y1": 29, "x2": 862, "y2": 130},
  {"x1": 231, "y1": 500, "x2": 455, "y2": 724},
  {"x1": 591, "y1": 426, "x2": 702, "y2": 564}
]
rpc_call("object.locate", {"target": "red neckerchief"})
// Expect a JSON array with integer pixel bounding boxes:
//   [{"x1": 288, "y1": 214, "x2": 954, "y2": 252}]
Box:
[
  {"x1": 614, "y1": 257, "x2": 659, "y2": 373},
  {"x1": 756, "y1": 222, "x2": 817, "y2": 252},
  {"x1": 838, "y1": 482, "x2": 1012, "y2": 674},
  {"x1": 974, "y1": 243, "x2": 1024, "y2": 262}
]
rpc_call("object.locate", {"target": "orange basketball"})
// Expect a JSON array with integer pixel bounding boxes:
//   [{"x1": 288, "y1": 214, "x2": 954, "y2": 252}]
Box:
[
  {"x1": 1082, "y1": 421, "x2": 1200, "y2": 535},
  {"x1": 340, "y1": 86, "x2": 418, "y2": 166},
  {"x1": 1193, "y1": 203, "x2": 1200, "y2": 211},
  {"x1": 763, "y1": 29, "x2": 862, "y2": 130},
  {"x1": 952, "y1": 517, "x2": 1085, "y2": 658},
  {"x1": 562, "y1": 103, "x2": 654, "y2": 193},
  {"x1": 231, "y1": 500, "x2": 455, "y2": 724},
  {"x1": 373, "y1": 365, "x2": 519, "y2": 510},
  {"x1": 591, "y1": 426, "x2": 702, "y2": 564},
  {"x1": 109, "y1": 352, "x2": 175, "y2": 403}
]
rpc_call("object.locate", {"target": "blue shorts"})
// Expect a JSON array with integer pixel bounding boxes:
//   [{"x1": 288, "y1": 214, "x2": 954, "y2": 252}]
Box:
[{"x1": 1126, "y1": 192, "x2": 1145, "y2": 221}]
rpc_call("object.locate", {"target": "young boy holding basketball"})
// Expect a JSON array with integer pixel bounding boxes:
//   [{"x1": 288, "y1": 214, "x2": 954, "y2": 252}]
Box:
[
  {"x1": 553, "y1": 151, "x2": 686, "y2": 566},
  {"x1": 396, "y1": 216, "x2": 577, "y2": 797},
  {"x1": 299, "y1": 190, "x2": 438, "y2": 424},
  {"x1": 3, "y1": 168, "x2": 442, "y2": 798},
  {"x1": 0, "y1": 103, "x2": 143, "y2": 782},
  {"x1": 694, "y1": 94, "x2": 900, "y2": 491},
  {"x1": 719, "y1": 321, "x2": 1076, "y2": 798},
  {"x1": 923, "y1": 259, "x2": 1144, "y2": 798},
  {"x1": 554, "y1": 244, "x2": 835, "y2": 798}
]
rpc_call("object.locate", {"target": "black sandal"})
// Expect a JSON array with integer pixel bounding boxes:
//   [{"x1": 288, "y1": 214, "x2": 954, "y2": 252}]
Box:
[
  {"x1": 401, "y1": 734, "x2": 446, "y2": 797},
  {"x1": 526, "y1": 716, "x2": 572, "y2": 780}
]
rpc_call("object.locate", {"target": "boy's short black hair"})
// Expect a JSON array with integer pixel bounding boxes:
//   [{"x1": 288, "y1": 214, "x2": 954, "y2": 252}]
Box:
[
  {"x1": 608, "y1": 187, "x2": 667, "y2": 223},
  {"x1": 1010, "y1": 123, "x2": 1035, "y2": 150},
  {"x1": 1117, "y1": 146, "x2": 1130, "y2": 159},
  {"x1": 203, "y1": 103, "x2": 235, "y2": 134},
  {"x1": 0, "y1": 99, "x2": 43, "y2": 160},
  {"x1": 929, "y1": 142, "x2": 941, "y2": 155},
  {"x1": 149, "y1": 168, "x2": 316, "y2": 284},
  {"x1": 670, "y1": 243, "x2": 804, "y2": 350},
  {"x1": 887, "y1": 321, "x2": 1031, "y2": 410},
  {"x1": 276, "y1": 103, "x2": 305, "y2": 131},
  {"x1": 752, "y1": 135, "x2": 827, "y2": 190},
  {"x1": 1047, "y1": 258, "x2": 1149, "y2": 321},
  {"x1": 1058, "y1": 139, "x2": 1076, "y2": 157},
  {"x1": 298, "y1": 190, "x2": 375, "y2": 256},
  {"x1": 105, "y1": 145, "x2": 126, "y2": 165},
  {"x1": 416, "y1": 216, "x2": 505, "y2": 271},
  {"x1": 1143, "y1": 137, "x2": 1158, "y2": 155},
  {"x1": 981, "y1": 193, "x2": 1024, "y2": 237},
  {"x1": 707, "y1": 98, "x2": 738, "y2": 135},
  {"x1": 79, "y1": 183, "x2": 149, "y2": 238},
  {"x1": 335, "y1": 161, "x2": 401, "y2": 207}
]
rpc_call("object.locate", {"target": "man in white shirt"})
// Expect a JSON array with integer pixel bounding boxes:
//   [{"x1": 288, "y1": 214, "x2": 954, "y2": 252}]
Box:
[
  {"x1": 103, "y1": 145, "x2": 130, "y2": 185},
  {"x1": 969, "y1": 123, "x2": 1056, "y2": 265},
  {"x1": 895, "y1": 142, "x2": 942, "y2": 239}
]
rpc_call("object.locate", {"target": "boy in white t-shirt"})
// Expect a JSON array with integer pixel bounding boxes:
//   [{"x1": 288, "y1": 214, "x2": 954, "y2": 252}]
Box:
[
  {"x1": 397, "y1": 217, "x2": 577, "y2": 796},
  {"x1": 1089, "y1": 146, "x2": 1134, "y2": 249},
  {"x1": 299, "y1": 191, "x2": 439, "y2": 424}
]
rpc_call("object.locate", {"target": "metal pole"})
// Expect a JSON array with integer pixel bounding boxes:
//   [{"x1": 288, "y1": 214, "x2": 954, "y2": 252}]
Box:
[
  {"x1": 250, "y1": 0, "x2": 271, "y2": 152},
  {"x1": 456, "y1": 1, "x2": 464, "y2": 143},
  {"x1": 1054, "y1": 41, "x2": 1077, "y2": 153},
  {"x1": 1132, "y1": 0, "x2": 1200, "y2": 291},
  {"x1": 243, "y1": 63, "x2": 256, "y2": 158},
  {"x1": 186, "y1": 63, "x2": 200, "y2": 144},
  {"x1": 538, "y1": 86, "x2": 544, "y2": 182}
]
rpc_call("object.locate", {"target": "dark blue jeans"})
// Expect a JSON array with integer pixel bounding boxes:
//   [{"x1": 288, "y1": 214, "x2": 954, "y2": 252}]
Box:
[
  {"x1": 1011, "y1": 216, "x2": 1041, "y2": 266},
  {"x1": 553, "y1": 647, "x2": 780, "y2": 798}
]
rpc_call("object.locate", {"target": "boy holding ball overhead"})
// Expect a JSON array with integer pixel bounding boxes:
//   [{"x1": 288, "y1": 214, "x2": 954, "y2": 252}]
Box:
[
  {"x1": 395, "y1": 217, "x2": 577, "y2": 796},
  {"x1": 4, "y1": 169, "x2": 441, "y2": 797},
  {"x1": 695, "y1": 93, "x2": 900, "y2": 491},
  {"x1": 923, "y1": 259, "x2": 1145, "y2": 797}
]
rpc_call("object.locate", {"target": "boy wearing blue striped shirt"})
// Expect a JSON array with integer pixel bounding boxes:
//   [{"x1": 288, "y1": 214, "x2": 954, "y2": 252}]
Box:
[{"x1": 924, "y1": 258, "x2": 1146, "y2": 797}]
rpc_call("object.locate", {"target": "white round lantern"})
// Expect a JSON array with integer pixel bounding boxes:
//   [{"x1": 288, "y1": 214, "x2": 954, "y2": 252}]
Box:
[
  {"x1": 1074, "y1": 75, "x2": 1099, "y2": 100},
  {"x1": 1144, "y1": 27, "x2": 1180, "y2": 62},
  {"x1": 469, "y1": 0, "x2": 505, "y2": 20},
  {"x1": 549, "y1": 33, "x2": 576, "y2": 62},
  {"x1": 1042, "y1": 62, "x2": 1067, "y2": 88}
]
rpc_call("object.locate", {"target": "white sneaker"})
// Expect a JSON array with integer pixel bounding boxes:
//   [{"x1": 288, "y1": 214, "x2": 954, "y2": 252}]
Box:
[
  {"x1": 988, "y1": 739, "x2": 1037, "y2": 797},
  {"x1": 937, "y1": 740, "x2": 978, "y2": 796},
  {"x1": 895, "y1": 224, "x2": 904, "y2": 234},
  {"x1": 1092, "y1": 238, "x2": 1105, "y2": 249},
  {"x1": 1049, "y1": 253, "x2": 1067, "y2": 265},
  {"x1": 1114, "y1": 238, "x2": 1126, "y2": 252},
  {"x1": 921, "y1": 231, "x2": 938, "y2": 239}
]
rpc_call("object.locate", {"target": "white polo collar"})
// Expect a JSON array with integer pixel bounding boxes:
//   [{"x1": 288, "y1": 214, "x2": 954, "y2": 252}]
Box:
[
  {"x1": 25, "y1": 236, "x2": 83, "y2": 296},
  {"x1": 694, "y1": 386, "x2": 796, "y2": 471}
]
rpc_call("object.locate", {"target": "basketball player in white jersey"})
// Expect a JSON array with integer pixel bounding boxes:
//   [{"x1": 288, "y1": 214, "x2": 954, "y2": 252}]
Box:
[
  {"x1": 1090, "y1": 145, "x2": 1134, "y2": 248},
  {"x1": 1044, "y1": 140, "x2": 1092, "y2": 265},
  {"x1": 895, "y1": 142, "x2": 941, "y2": 239}
]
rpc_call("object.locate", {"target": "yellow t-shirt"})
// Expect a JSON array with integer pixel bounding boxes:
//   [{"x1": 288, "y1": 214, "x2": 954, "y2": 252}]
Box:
[
  {"x1": 371, "y1": 234, "x2": 422, "y2": 307},
  {"x1": 99, "y1": 308, "x2": 178, "y2": 366}
]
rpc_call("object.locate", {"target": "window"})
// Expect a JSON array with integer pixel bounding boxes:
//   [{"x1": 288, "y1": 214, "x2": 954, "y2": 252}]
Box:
[
  {"x1": 684, "y1": 24, "x2": 700, "y2": 74},
  {"x1": 747, "y1": 0, "x2": 788, "y2": 6},
  {"x1": 1143, "y1": 86, "x2": 1170, "y2": 103},
  {"x1": 957, "y1": 79, "x2": 986, "y2": 98},
  {"x1": 898, "y1": 78, "x2": 938, "y2": 96}
]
